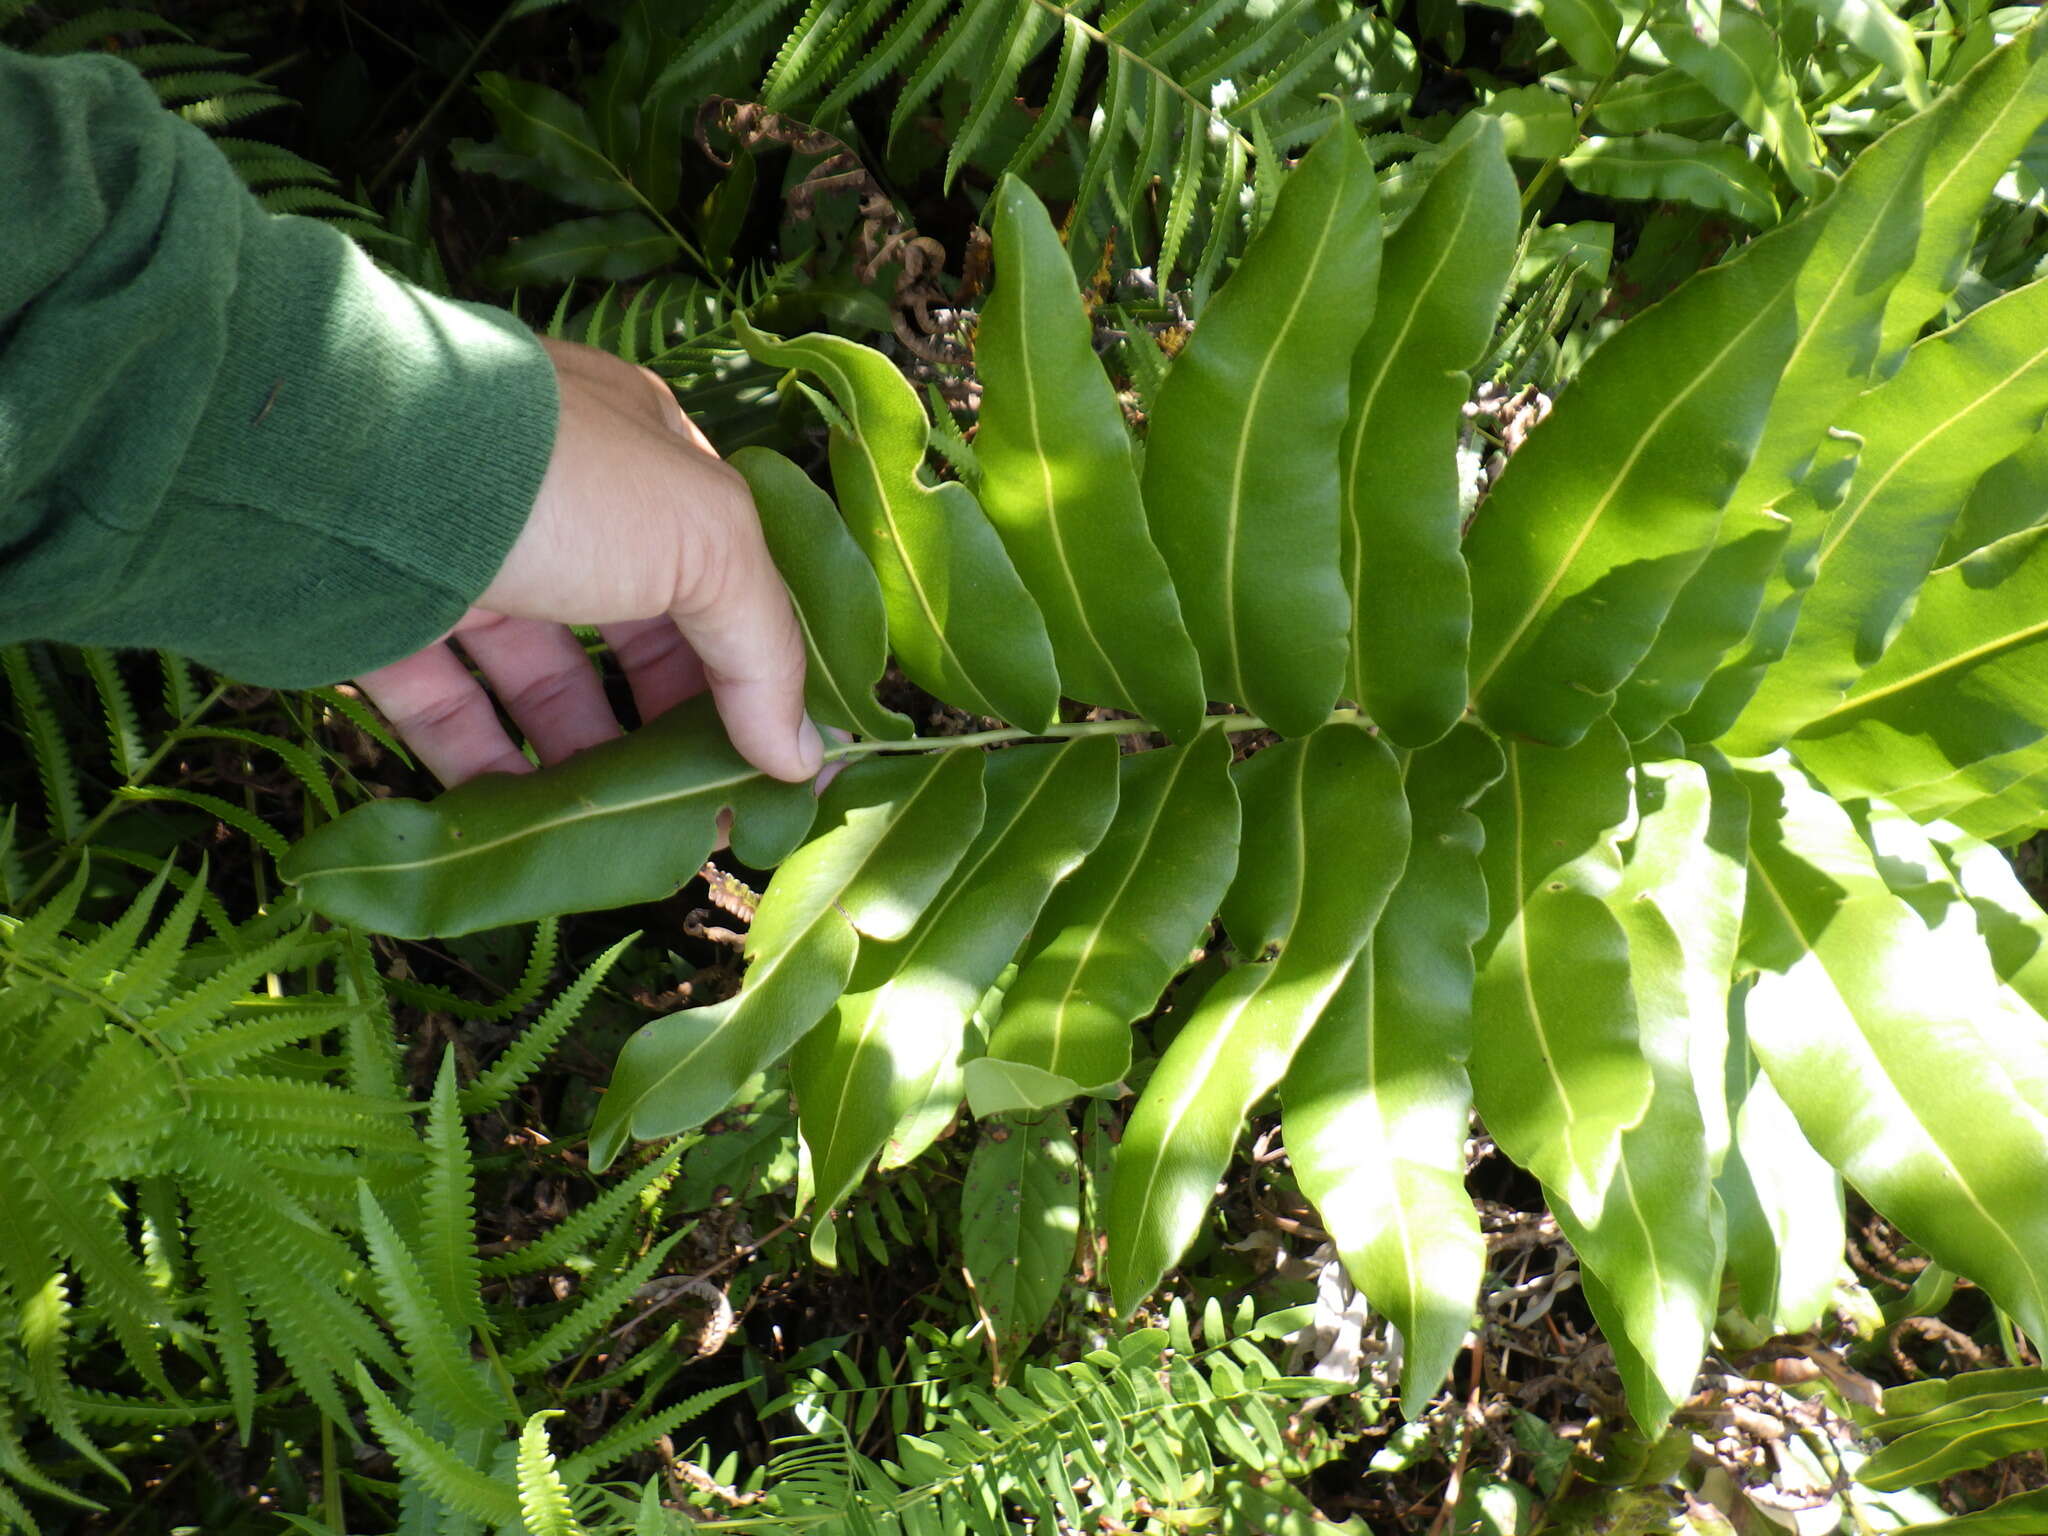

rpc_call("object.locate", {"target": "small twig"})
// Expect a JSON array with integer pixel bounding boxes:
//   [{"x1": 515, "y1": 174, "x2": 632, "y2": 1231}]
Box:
[
  {"x1": 367, "y1": 0, "x2": 520, "y2": 194},
  {"x1": 1428, "y1": 1357, "x2": 1488, "y2": 1536},
  {"x1": 1520, "y1": 7, "x2": 1658, "y2": 212},
  {"x1": 821, "y1": 708, "x2": 1345, "y2": 764}
]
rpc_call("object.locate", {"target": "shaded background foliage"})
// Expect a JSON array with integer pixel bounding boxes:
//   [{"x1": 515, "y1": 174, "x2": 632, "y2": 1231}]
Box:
[{"x1": 5, "y1": 0, "x2": 2048, "y2": 1532}]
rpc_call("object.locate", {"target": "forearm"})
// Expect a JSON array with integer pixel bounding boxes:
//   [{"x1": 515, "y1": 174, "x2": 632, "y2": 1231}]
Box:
[{"x1": 0, "y1": 46, "x2": 557, "y2": 685}]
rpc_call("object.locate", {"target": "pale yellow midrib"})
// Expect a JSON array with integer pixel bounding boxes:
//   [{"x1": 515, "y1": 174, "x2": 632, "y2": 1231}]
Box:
[
  {"x1": 1819, "y1": 613, "x2": 2048, "y2": 720},
  {"x1": 1470, "y1": 270, "x2": 1797, "y2": 698},
  {"x1": 1006, "y1": 237, "x2": 1142, "y2": 710},
  {"x1": 1740, "y1": 145, "x2": 1930, "y2": 489},
  {"x1": 1750, "y1": 850, "x2": 2048, "y2": 1328},
  {"x1": 793, "y1": 605, "x2": 882, "y2": 734},
  {"x1": 1356, "y1": 943, "x2": 1424, "y2": 1318},
  {"x1": 1039, "y1": 747, "x2": 1191, "y2": 1081},
  {"x1": 622, "y1": 764, "x2": 960, "y2": 1118},
  {"x1": 832, "y1": 362, "x2": 985, "y2": 707},
  {"x1": 1901, "y1": 83, "x2": 2040, "y2": 298},
  {"x1": 1612, "y1": 1155, "x2": 1675, "y2": 1384},
  {"x1": 294, "y1": 767, "x2": 759, "y2": 883},
  {"x1": 1218, "y1": 180, "x2": 1354, "y2": 693},
  {"x1": 1341, "y1": 180, "x2": 1479, "y2": 681},
  {"x1": 1125, "y1": 749, "x2": 1316, "y2": 1256},
  {"x1": 1508, "y1": 746, "x2": 1580, "y2": 1127},
  {"x1": 816, "y1": 755, "x2": 1068, "y2": 1173},
  {"x1": 1818, "y1": 337, "x2": 2048, "y2": 566}
]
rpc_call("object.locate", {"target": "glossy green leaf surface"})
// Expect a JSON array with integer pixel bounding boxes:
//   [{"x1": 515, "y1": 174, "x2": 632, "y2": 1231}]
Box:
[
  {"x1": 736, "y1": 319, "x2": 1059, "y2": 728},
  {"x1": 1655, "y1": 9, "x2": 1823, "y2": 194},
  {"x1": 281, "y1": 696, "x2": 817, "y2": 938},
  {"x1": 1590, "y1": 69, "x2": 1728, "y2": 133},
  {"x1": 1932, "y1": 830, "x2": 2048, "y2": 1021},
  {"x1": 1861, "y1": 1398, "x2": 2048, "y2": 1490},
  {"x1": 1611, "y1": 507, "x2": 1791, "y2": 741},
  {"x1": 1530, "y1": 0, "x2": 1621, "y2": 71},
  {"x1": 1724, "y1": 273, "x2": 2048, "y2": 753},
  {"x1": 1738, "y1": 762, "x2": 2048, "y2": 1347},
  {"x1": 1675, "y1": 29, "x2": 2048, "y2": 744},
  {"x1": 1108, "y1": 724, "x2": 1408, "y2": 1313},
  {"x1": 1564, "y1": 755, "x2": 1739, "y2": 1428},
  {"x1": 792, "y1": 738, "x2": 1117, "y2": 1254},
  {"x1": 1560, "y1": 135, "x2": 1777, "y2": 225},
  {"x1": 453, "y1": 74, "x2": 637, "y2": 211},
  {"x1": 976, "y1": 177, "x2": 1206, "y2": 740},
  {"x1": 1886, "y1": 733, "x2": 2048, "y2": 823},
  {"x1": 479, "y1": 212, "x2": 678, "y2": 285},
  {"x1": 1717, "y1": 997, "x2": 1844, "y2": 1333},
  {"x1": 1618, "y1": 82, "x2": 1938, "y2": 737},
  {"x1": 1906, "y1": 1489, "x2": 2048, "y2": 1536},
  {"x1": 1792, "y1": 526, "x2": 2048, "y2": 802},
  {"x1": 587, "y1": 751, "x2": 986, "y2": 1169},
  {"x1": 1464, "y1": 168, "x2": 1822, "y2": 744},
  {"x1": 969, "y1": 730, "x2": 1241, "y2": 1116},
  {"x1": 1479, "y1": 85, "x2": 1575, "y2": 158},
  {"x1": 1140, "y1": 122, "x2": 1382, "y2": 737},
  {"x1": 961, "y1": 1112, "x2": 1082, "y2": 1372},
  {"x1": 733, "y1": 447, "x2": 911, "y2": 742},
  {"x1": 1469, "y1": 721, "x2": 1653, "y2": 1212},
  {"x1": 1340, "y1": 122, "x2": 1517, "y2": 747},
  {"x1": 1941, "y1": 429, "x2": 2048, "y2": 566},
  {"x1": 1879, "y1": 20, "x2": 2048, "y2": 361},
  {"x1": 1952, "y1": 771, "x2": 2048, "y2": 848},
  {"x1": 1785, "y1": 0, "x2": 1929, "y2": 106},
  {"x1": 1875, "y1": 1367, "x2": 2048, "y2": 1434},
  {"x1": 1281, "y1": 724, "x2": 1500, "y2": 1416}
]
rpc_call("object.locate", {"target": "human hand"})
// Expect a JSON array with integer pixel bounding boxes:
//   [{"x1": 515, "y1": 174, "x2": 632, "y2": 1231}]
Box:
[{"x1": 356, "y1": 338, "x2": 820, "y2": 788}]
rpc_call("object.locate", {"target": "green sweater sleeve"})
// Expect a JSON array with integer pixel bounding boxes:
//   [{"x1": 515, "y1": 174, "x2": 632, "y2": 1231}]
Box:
[{"x1": 0, "y1": 47, "x2": 558, "y2": 687}]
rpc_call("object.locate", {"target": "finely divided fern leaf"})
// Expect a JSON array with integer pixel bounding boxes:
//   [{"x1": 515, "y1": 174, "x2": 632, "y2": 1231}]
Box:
[
  {"x1": 356, "y1": 1367, "x2": 524, "y2": 1526},
  {"x1": 356, "y1": 1181, "x2": 510, "y2": 1432},
  {"x1": 3, "y1": 646, "x2": 84, "y2": 843},
  {"x1": 457, "y1": 931, "x2": 631, "y2": 1113},
  {"x1": 516, "y1": 1413, "x2": 590, "y2": 1536},
  {"x1": 480, "y1": 1145, "x2": 683, "y2": 1279},
  {"x1": 421, "y1": 1053, "x2": 490, "y2": 1336},
  {"x1": 732, "y1": 0, "x2": 1365, "y2": 277}
]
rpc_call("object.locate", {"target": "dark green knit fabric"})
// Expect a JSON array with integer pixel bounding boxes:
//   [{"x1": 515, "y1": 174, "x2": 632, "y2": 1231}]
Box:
[{"x1": 0, "y1": 47, "x2": 558, "y2": 686}]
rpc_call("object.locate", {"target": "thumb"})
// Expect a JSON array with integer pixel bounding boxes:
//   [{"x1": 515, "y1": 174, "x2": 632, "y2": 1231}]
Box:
[{"x1": 667, "y1": 469, "x2": 822, "y2": 784}]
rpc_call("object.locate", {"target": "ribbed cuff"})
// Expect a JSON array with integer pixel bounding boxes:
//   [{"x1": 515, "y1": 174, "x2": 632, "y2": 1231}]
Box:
[{"x1": 141, "y1": 207, "x2": 558, "y2": 687}]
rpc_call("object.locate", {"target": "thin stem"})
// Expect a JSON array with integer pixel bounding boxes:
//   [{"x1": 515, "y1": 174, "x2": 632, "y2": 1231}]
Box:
[
  {"x1": 0, "y1": 942, "x2": 191, "y2": 1107},
  {"x1": 1025, "y1": 0, "x2": 1257, "y2": 159},
  {"x1": 367, "y1": 0, "x2": 521, "y2": 195},
  {"x1": 321, "y1": 1416, "x2": 347, "y2": 1533},
  {"x1": 622, "y1": 185, "x2": 741, "y2": 311},
  {"x1": 407, "y1": 78, "x2": 738, "y2": 309},
  {"x1": 1519, "y1": 6, "x2": 1657, "y2": 212},
  {"x1": 817, "y1": 708, "x2": 1347, "y2": 763}
]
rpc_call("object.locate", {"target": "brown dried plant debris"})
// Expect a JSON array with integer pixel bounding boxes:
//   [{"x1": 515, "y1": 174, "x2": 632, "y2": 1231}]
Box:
[{"x1": 697, "y1": 98, "x2": 970, "y2": 370}]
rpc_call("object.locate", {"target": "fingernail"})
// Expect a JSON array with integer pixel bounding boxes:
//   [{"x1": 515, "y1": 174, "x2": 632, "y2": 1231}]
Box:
[{"x1": 794, "y1": 716, "x2": 825, "y2": 779}]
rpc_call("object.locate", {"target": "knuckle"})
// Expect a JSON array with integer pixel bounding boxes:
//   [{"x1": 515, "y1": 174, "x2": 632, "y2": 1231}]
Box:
[
  {"x1": 499, "y1": 665, "x2": 586, "y2": 722},
  {"x1": 612, "y1": 622, "x2": 686, "y2": 673},
  {"x1": 671, "y1": 508, "x2": 737, "y2": 614},
  {"x1": 391, "y1": 688, "x2": 478, "y2": 737}
]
